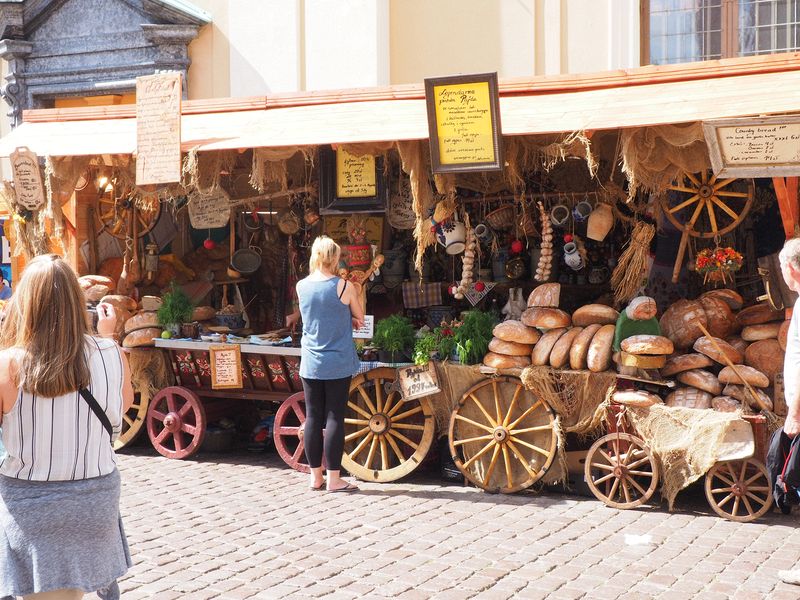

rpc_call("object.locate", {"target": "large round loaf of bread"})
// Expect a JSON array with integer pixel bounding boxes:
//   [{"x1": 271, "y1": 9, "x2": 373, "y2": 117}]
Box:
[
  {"x1": 99, "y1": 294, "x2": 138, "y2": 313},
  {"x1": 79, "y1": 274, "x2": 114, "y2": 290},
  {"x1": 526, "y1": 283, "x2": 561, "y2": 308},
  {"x1": 736, "y1": 302, "x2": 784, "y2": 326},
  {"x1": 693, "y1": 335, "x2": 743, "y2": 365},
  {"x1": 660, "y1": 299, "x2": 707, "y2": 349},
  {"x1": 483, "y1": 352, "x2": 531, "y2": 370},
  {"x1": 122, "y1": 327, "x2": 161, "y2": 348},
  {"x1": 660, "y1": 353, "x2": 714, "y2": 376},
  {"x1": 676, "y1": 369, "x2": 722, "y2": 395},
  {"x1": 741, "y1": 322, "x2": 781, "y2": 342},
  {"x1": 711, "y1": 396, "x2": 742, "y2": 413},
  {"x1": 779, "y1": 320, "x2": 790, "y2": 351},
  {"x1": 549, "y1": 327, "x2": 583, "y2": 368},
  {"x1": 725, "y1": 335, "x2": 748, "y2": 355},
  {"x1": 699, "y1": 295, "x2": 736, "y2": 339},
  {"x1": 488, "y1": 337, "x2": 534, "y2": 357},
  {"x1": 722, "y1": 384, "x2": 773, "y2": 411},
  {"x1": 493, "y1": 320, "x2": 541, "y2": 344},
  {"x1": 572, "y1": 304, "x2": 619, "y2": 327},
  {"x1": 124, "y1": 311, "x2": 160, "y2": 334},
  {"x1": 620, "y1": 335, "x2": 674, "y2": 356},
  {"x1": 718, "y1": 365, "x2": 769, "y2": 388},
  {"x1": 744, "y1": 339, "x2": 783, "y2": 384},
  {"x1": 521, "y1": 307, "x2": 571, "y2": 330},
  {"x1": 192, "y1": 306, "x2": 217, "y2": 322},
  {"x1": 701, "y1": 288, "x2": 744, "y2": 310},
  {"x1": 665, "y1": 388, "x2": 712, "y2": 410},
  {"x1": 612, "y1": 390, "x2": 662, "y2": 407},
  {"x1": 587, "y1": 324, "x2": 616, "y2": 372},
  {"x1": 531, "y1": 328, "x2": 567, "y2": 366},
  {"x1": 569, "y1": 324, "x2": 602, "y2": 370}
]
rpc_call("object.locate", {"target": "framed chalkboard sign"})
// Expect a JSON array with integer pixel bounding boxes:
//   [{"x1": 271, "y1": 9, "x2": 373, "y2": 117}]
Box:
[
  {"x1": 424, "y1": 72, "x2": 503, "y2": 174},
  {"x1": 318, "y1": 146, "x2": 388, "y2": 213}
]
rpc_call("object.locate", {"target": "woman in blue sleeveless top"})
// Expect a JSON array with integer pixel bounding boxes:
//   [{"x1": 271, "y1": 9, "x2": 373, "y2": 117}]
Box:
[{"x1": 295, "y1": 236, "x2": 364, "y2": 492}]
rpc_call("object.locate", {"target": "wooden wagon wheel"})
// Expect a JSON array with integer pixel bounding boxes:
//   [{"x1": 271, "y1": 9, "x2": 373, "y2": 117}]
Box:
[
  {"x1": 584, "y1": 432, "x2": 659, "y2": 509},
  {"x1": 113, "y1": 392, "x2": 148, "y2": 451},
  {"x1": 95, "y1": 193, "x2": 161, "y2": 240},
  {"x1": 341, "y1": 368, "x2": 435, "y2": 482},
  {"x1": 449, "y1": 377, "x2": 557, "y2": 494},
  {"x1": 146, "y1": 386, "x2": 207, "y2": 459},
  {"x1": 704, "y1": 459, "x2": 772, "y2": 522},
  {"x1": 273, "y1": 391, "x2": 326, "y2": 473}
]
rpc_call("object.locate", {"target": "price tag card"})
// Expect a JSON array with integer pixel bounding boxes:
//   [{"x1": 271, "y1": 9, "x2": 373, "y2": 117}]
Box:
[
  {"x1": 353, "y1": 315, "x2": 374, "y2": 339},
  {"x1": 209, "y1": 344, "x2": 243, "y2": 389},
  {"x1": 398, "y1": 362, "x2": 441, "y2": 401}
]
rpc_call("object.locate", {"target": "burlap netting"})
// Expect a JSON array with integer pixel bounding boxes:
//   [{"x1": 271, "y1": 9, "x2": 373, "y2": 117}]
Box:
[
  {"x1": 621, "y1": 122, "x2": 711, "y2": 197},
  {"x1": 249, "y1": 146, "x2": 317, "y2": 193}
]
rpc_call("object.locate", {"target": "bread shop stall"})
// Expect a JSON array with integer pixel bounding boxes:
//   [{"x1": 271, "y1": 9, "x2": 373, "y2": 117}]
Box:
[{"x1": 0, "y1": 56, "x2": 799, "y2": 519}]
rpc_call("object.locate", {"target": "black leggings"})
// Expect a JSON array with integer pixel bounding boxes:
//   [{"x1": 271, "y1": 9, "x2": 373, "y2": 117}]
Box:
[{"x1": 301, "y1": 375, "x2": 352, "y2": 471}]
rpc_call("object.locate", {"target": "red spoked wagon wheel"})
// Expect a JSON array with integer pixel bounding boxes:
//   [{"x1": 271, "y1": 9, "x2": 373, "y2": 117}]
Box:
[
  {"x1": 704, "y1": 459, "x2": 772, "y2": 522},
  {"x1": 273, "y1": 391, "x2": 327, "y2": 473},
  {"x1": 584, "y1": 432, "x2": 659, "y2": 509},
  {"x1": 341, "y1": 368, "x2": 435, "y2": 482},
  {"x1": 146, "y1": 386, "x2": 207, "y2": 459},
  {"x1": 449, "y1": 377, "x2": 557, "y2": 493}
]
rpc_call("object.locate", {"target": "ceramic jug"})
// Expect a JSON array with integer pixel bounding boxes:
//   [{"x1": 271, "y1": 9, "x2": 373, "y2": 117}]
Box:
[
  {"x1": 435, "y1": 218, "x2": 466, "y2": 255},
  {"x1": 563, "y1": 242, "x2": 584, "y2": 271}
]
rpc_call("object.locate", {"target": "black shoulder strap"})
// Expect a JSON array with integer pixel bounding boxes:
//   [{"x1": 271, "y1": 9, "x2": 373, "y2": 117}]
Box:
[
  {"x1": 79, "y1": 388, "x2": 113, "y2": 439},
  {"x1": 338, "y1": 279, "x2": 348, "y2": 299}
]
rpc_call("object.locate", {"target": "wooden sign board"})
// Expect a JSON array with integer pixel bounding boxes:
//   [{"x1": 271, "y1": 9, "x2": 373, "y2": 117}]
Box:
[
  {"x1": 703, "y1": 116, "x2": 800, "y2": 177},
  {"x1": 10, "y1": 147, "x2": 45, "y2": 211},
  {"x1": 425, "y1": 72, "x2": 503, "y2": 174},
  {"x1": 209, "y1": 344, "x2": 243, "y2": 389},
  {"x1": 336, "y1": 149, "x2": 377, "y2": 198},
  {"x1": 322, "y1": 215, "x2": 383, "y2": 249},
  {"x1": 136, "y1": 72, "x2": 182, "y2": 185},
  {"x1": 188, "y1": 189, "x2": 231, "y2": 229},
  {"x1": 398, "y1": 362, "x2": 441, "y2": 401},
  {"x1": 352, "y1": 314, "x2": 374, "y2": 339}
]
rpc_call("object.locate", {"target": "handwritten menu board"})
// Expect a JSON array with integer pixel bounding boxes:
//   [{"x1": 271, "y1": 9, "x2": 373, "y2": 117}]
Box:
[
  {"x1": 323, "y1": 215, "x2": 383, "y2": 249},
  {"x1": 425, "y1": 73, "x2": 502, "y2": 174},
  {"x1": 9, "y1": 147, "x2": 45, "y2": 211},
  {"x1": 336, "y1": 149, "x2": 377, "y2": 198},
  {"x1": 704, "y1": 117, "x2": 800, "y2": 177},
  {"x1": 352, "y1": 315, "x2": 374, "y2": 339},
  {"x1": 188, "y1": 189, "x2": 231, "y2": 229},
  {"x1": 398, "y1": 362, "x2": 441, "y2": 401},
  {"x1": 136, "y1": 73, "x2": 182, "y2": 185},
  {"x1": 210, "y1": 344, "x2": 243, "y2": 389}
]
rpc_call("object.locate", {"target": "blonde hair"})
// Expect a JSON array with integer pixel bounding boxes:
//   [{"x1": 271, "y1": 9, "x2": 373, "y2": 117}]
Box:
[
  {"x1": 309, "y1": 236, "x2": 341, "y2": 273},
  {"x1": 780, "y1": 238, "x2": 800, "y2": 270},
  {"x1": 0, "y1": 254, "x2": 90, "y2": 397}
]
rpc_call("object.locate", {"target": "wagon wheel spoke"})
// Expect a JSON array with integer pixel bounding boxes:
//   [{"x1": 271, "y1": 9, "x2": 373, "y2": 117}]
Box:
[
  {"x1": 739, "y1": 460, "x2": 748, "y2": 481},
  {"x1": 347, "y1": 401, "x2": 372, "y2": 420},
  {"x1": 628, "y1": 470, "x2": 654, "y2": 477},
  {"x1": 509, "y1": 424, "x2": 553, "y2": 435},
  {"x1": 726, "y1": 462, "x2": 738, "y2": 482},
  {"x1": 593, "y1": 471, "x2": 617, "y2": 485},
  {"x1": 483, "y1": 444, "x2": 501, "y2": 487},
  {"x1": 708, "y1": 173, "x2": 718, "y2": 186},
  {"x1": 716, "y1": 190, "x2": 750, "y2": 198},
  {"x1": 388, "y1": 429, "x2": 419, "y2": 450},
  {"x1": 357, "y1": 385, "x2": 378, "y2": 415},
  {"x1": 278, "y1": 426, "x2": 299, "y2": 436},
  {"x1": 178, "y1": 402, "x2": 194, "y2": 417},
  {"x1": 713, "y1": 178, "x2": 736, "y2": 191},
  {"x1": 745, "y1": 471, "x2": 765, "y2": 485},
  {"x1": 123, "y1": 414, "x2": 135, "y2": 427},
  {"x1": 628, "y1": 476, "x2": 648, "y2": 497},
  {"x1": 454, "y1": 414, "x2": 494, "y2": 433},
  {"x1": 386, "y1": 433, "x2": 406, "y2": 463},
  {"x1": 349, "y1": 431, "x2": 373, "y2": 459},
  {"x1": 668, "y1": 194, "x2": 701, "y2": 214},
  {"x1": 591, "y1": 462, "x2": 615, "y2": 472},
  {"x1": 705, "y1": 199, "x2": 718, "y2": 233},
  {"x1": 713, "y1": 470, "x2": 736, "y2": 487},
  {"x1": 181, "y1": 423, "x2": 196, "y2": 435},
  {"x1": 392, "y1": 406, "x2": 423, "y2": 422},
  {"x1": 167, "y1": 394, "x2": 177, "y2": 415},
  {"x1": 461, "y1": 440, "x2": 495, "y2": 470},
  {"x1": 382, "y1": 392, "x2": 397, "y2": 416},
  {"x1": 380, "y1": 437, "x2": 389, "y2": 470},
  {"x1": 502, "y1": 385, "x2": 523, "y2": 427},
  {"x1": 717, "y1": 493, "x2": 734, "y2": 508},
  {"x1": 742, "y1": 496, "x2": 755, "y2": 516},
  {"x1": 173, "y1": 431, "x2": 185, "y2": 452},
  {"x1": 732, "y1": 497, "x2": 740, "y2": 517},
  {"x1": 745, "y1": 490, "x2": 768, "y2": 505},
  {"x1": 507, "y1": 399, "x2": 543, "y2": 430},
  {"x1": 452, "y1": 434, "x2": 494, "y2": 447},
  {"x1": 364, "y1": 435, "x2": 378, "y2": 469},
  {"x1": 375, "y1": 378, "x2": 384, "y2": 413},
  {"x1": 621, "y1": 480, "x2": 631, "y2": 504},
  {"x1": 345, "y1": 426, "x2": 370, "y2": 442},
  {"x1": 492, "y1": 380, "x2": 502, "y2": 424},
  {"x1": 671, "y1": 185, "x2": 699, "y2": 194},
  {"x1": 685, "y1": 171, "x2": 701, "y2": 186},
  {"x1": 622, "y1": 447, "x2": 640, "y2": 467},
  {"x1": 502, "y1": 445, "x2": 514, "y2": 490},
  {"x1": 291, "y1": 443, "x2": 304, "y2": 462},
  {"x1": 506, "y1": 440, "x2": 539, "y2": 479},
  {"x1": 701, "y1": 170, "x2": 708, "y2": 184},
  {"x1": 747, "y1": 486, "x2": 770, "y2": 492},
  {"x1": 292, "y1": 404, "x2": 306, "y2": 424},
  {"x1": 598, "y1": 448, "x2": 616, "y2": 466},
  {"x1": 509, "y1": 436, "x2": 551, "y2": 458},
  {"x1": 710, "y1": 196, "x2": 739, "y2": 220},
  {"x1": 711, "y1": 486, "x2": 733, "y2": 494},
  {"x1": 469, "y1": 393, "x2": 498, "y2": 427},
  {"x1": 155, "y1": 427, "x2": 171, "y2": 444},
  {"x1": 344, "y1": 418, "x2": 369, "y2": 425},
  {"x1": 393, "y1": 422, "x2": 425, "y2": 431},
  {"x1": 607, "y1": 477, "x2": 620, "y2": 501}
]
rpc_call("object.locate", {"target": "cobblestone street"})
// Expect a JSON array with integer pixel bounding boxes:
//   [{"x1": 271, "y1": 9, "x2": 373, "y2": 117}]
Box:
[{"x1": 85, "y1": 445, "x2": 800, "y2": 600}]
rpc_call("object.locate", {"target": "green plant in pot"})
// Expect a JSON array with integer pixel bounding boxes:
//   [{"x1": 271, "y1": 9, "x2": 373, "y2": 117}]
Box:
[
  {"x1": 372, "y1": 314, "x2": 416, "y2": 363},
  {"x1": 413, "y1": 322, "x2": 458, "y2": 365},
  {"x1": 454, "y1": 310, "x2": 497, "y2": 365},
  {"x1": 157, "y1": 283, "x2": 195, "y2": 336}
]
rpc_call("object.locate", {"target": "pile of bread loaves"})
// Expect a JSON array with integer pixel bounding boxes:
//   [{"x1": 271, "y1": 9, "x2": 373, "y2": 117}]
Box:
[
  {"x1": 658, "y1": 290, "x2": 784, "y2": 413},
  {"x1": 484, "y1": 283, "x2": 621, "y2": 372}
]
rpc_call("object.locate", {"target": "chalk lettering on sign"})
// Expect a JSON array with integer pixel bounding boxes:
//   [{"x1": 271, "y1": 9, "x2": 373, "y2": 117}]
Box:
[
  {"x1": 433, "y1": 81, "x2": 496, "y2": 166},
  {"x1": 188, "y1": 189, "x2": 231, "y2": 229},
  {"x1": 136, "y1": 73, "x2": 182, "y2": 186},
  {"x1": 398, "y1": 362, "x2": 441, "y2": 401},
  {"x1": 10, "y1": 148, "x2": 46, "y2": 211},
  {"x1": 718, "y1": 123, "x2": 800, "y2": 166},
  {"x1": 336, "y1": 149, "x2": 377, "y2": 198}
]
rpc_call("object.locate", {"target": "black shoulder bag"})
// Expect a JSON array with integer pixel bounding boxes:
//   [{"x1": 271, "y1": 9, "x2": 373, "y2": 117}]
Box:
[{"x1": 78, "y1": 388, "x2": 113, "y2": 440}]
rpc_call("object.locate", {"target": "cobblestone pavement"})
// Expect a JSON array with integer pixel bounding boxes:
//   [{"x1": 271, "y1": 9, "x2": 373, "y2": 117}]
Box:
[{"x1": 89, "y1": 445, "x2": 800, "y2": 600}]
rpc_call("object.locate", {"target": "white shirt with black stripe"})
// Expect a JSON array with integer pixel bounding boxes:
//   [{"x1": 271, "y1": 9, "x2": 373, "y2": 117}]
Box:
[{"x1": 0, "y1": 336, "x2": 124, "y2": 481}]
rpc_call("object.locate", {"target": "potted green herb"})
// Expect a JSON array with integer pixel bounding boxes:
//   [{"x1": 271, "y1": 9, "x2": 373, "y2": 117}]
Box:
[
  {"x1": 373, "y1": 314, "x2": 416, "y2": 363},
  {"x1": 454, "y1": 310, "x2": 497, "y2": 365},
  {"x1": 157, "y1": 282, "x2": 195, "y2": 336},
  {"x1": 413, "y1": 321, "x2": 458, "y2": 365}
]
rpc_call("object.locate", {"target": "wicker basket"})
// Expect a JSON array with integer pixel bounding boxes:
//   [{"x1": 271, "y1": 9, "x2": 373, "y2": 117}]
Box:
[{"x1": 485, "y1": 204, "x2": 515, "y2": 231}]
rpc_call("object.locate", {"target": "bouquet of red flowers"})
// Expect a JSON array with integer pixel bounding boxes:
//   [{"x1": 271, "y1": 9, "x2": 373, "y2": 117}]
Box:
[{"x1": 695, "y1": 246, "x2": 743, "y2": 285}]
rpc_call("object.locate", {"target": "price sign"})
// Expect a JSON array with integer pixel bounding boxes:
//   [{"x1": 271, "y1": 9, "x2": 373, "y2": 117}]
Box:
[
  {"x1": 336, "y1": 148, "x2": 377, "y2": 198},
  {"x1": 10, "y1": 147, "x2": 45, "y2": 211},
  {"x1": 188, "y1": 188, "x2": 231, "y2": 229},
  {"x1": 136, "y1": 72, "x2": 182, "y2": 185},
  {"x1": 704, "y1": 116, "x2": 800, "y2": 177},
  {"x1": 209, "y1": 344, "x2": 243, "y2": 389},
  {"x1": 398, "y1": 362, "x2": 441, "y2": 401},
  {"x1": 425, "y1": 72, "x2": 503, "y2": 174},
  {"x1": 353, "y1": 315, "x2": 374, "y2": 339}
]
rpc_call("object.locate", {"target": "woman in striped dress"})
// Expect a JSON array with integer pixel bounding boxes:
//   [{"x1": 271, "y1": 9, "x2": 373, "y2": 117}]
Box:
[{"x1": 0, "y1": 255, "x2": 134, "y2": 600}]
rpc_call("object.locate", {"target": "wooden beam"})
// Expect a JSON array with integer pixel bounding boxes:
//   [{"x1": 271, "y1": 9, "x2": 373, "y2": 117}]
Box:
[{"x1": 774, "y1": 176, "x2": 800, "y2": 239}]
